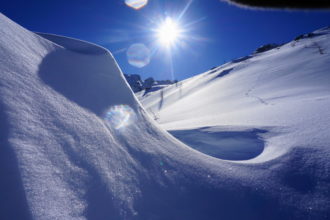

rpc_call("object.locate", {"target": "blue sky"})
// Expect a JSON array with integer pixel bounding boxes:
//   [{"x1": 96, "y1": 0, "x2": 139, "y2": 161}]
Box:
[{"x1": 2, "y1": 0, "x2": 330, "y2": 80}]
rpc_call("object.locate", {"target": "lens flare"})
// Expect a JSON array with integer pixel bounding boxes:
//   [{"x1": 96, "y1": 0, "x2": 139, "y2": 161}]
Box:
[
  {"x1": 104, "y1": 105, "x2": 135, "y2": 130},
  {"x1": 157, "y1": 17, "x2": 180, "y2": 46},
  {"x1": 125, "y1": 0, "x2": 148, "y2": 10},
  {"x1": 127, "y1": 43, "x2": 151, "y2": 68}
]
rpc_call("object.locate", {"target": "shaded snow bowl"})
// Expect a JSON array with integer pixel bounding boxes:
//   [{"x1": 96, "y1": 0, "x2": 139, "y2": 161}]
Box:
[{"x1": 169, "y1": 127, "x2": 267, "y2": 160}]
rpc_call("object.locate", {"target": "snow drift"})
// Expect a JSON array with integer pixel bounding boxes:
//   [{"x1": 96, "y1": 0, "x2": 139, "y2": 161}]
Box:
[{"x1": 1, "y1": 13, "x2": 330, "y2": 220}]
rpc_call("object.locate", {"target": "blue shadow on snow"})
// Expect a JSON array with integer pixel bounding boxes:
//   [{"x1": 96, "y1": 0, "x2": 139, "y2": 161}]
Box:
[{"x1": 169, "y1": 127, "x2": 267, "y2": 160}]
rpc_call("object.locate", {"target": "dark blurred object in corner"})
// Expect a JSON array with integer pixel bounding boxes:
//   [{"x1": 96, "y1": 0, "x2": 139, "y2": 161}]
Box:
[{"x1": 224, "y1": 0, "x2": 330, "y2": 9}]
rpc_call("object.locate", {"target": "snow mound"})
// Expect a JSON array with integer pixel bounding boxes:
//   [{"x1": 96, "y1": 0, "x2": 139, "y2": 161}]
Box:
[{"x1": 1, "y1": 13, "x2": 330, "y2": 220}]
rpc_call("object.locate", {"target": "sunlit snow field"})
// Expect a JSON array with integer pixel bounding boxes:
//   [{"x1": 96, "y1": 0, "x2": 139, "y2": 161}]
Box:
[{"x1": 1, "y1": 13, "x2": 330, "y2": 220}]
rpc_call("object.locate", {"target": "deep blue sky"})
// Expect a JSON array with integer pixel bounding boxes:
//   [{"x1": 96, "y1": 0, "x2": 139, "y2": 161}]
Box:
[{"x1": 2, "y1": 0, "x2": 330, "y2": 80}]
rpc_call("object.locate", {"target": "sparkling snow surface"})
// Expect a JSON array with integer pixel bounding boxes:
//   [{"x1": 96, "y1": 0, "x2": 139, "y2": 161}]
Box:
[{"x1": 1, "y1": 14, "x2": 330, "y2": 219}]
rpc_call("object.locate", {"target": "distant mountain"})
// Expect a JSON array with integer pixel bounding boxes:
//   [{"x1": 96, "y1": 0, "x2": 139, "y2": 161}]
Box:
[{"x1": 124, "y1": 73, "x2": 176, "y2": 93}]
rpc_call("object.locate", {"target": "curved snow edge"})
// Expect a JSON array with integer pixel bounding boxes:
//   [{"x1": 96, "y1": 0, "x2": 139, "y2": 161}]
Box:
[{"x1": 35, "y1": 32, "x2": 111, "y2": 55}]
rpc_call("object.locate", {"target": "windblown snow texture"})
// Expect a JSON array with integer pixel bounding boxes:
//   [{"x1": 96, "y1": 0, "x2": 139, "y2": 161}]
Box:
[{"x1": 1, "y1": 13, "x2": 330, "y2": 220}]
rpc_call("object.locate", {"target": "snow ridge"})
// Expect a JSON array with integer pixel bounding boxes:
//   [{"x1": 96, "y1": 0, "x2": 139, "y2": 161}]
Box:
[{"x1": 36, "y1": 32, "x2": 110, "y2": 55}]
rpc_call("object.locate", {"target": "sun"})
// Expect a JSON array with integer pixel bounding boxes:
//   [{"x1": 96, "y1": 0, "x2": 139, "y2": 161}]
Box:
[{"x1": 157, "y1": 17, "x2": 181, "y2": 46}]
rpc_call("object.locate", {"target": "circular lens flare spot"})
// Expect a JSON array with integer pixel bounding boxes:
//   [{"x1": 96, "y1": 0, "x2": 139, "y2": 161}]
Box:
[
  {"x1": 127, "y1": 43, "x2": 151, "y2": 68},
  {"x1": 125, "y1": 0, "x2": 148, "y2": 10},
  {"x1": 104, "y1": 105, "x2": 135, "y2": 129},
  {"x1": 157, "y1": 17, "x2": 180, "y2": 46}
]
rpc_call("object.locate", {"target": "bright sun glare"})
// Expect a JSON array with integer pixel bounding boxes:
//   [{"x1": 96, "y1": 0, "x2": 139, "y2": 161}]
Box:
[{"x1": 157, "y1": 17, "x2": 180, "y2": 46}]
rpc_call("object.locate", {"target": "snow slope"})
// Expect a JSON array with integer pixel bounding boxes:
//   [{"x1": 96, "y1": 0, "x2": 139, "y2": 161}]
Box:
[
  {"x1": 141, "y1": 28, "x2": 330, "y2": 161},
  {"x1": 1, "y1": 13, "x2": 329, "y2": 220},
  {"x1": 140, "y1": 27, "x2": 330, "y2": 217}
]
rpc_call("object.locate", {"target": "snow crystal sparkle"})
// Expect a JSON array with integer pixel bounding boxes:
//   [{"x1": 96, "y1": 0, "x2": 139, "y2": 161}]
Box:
[{"x1": 104, "y1": 105, "x2": 135, "y2": 129}]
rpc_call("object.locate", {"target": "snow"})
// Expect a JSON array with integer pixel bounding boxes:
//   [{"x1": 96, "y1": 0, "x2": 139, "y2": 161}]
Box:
[
  {"x1": 141, "y1": 28, "x2": 330, "y2": 162},
  {"x1": 1, "y1": 13, "x2": 330, "y2": 219}
]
